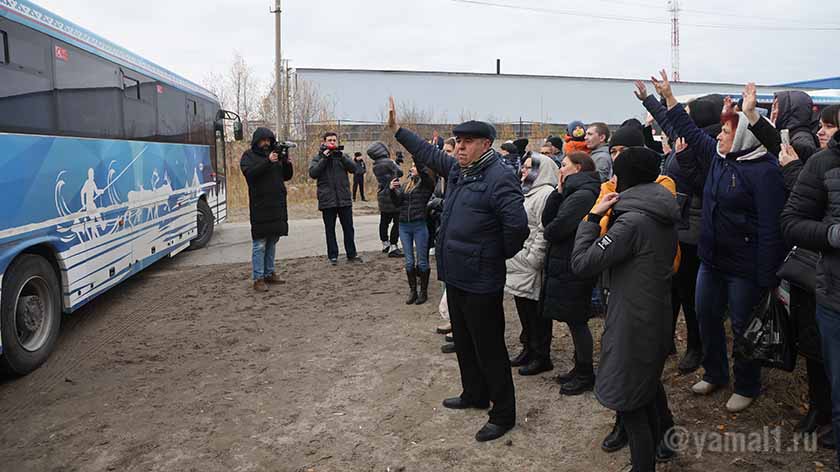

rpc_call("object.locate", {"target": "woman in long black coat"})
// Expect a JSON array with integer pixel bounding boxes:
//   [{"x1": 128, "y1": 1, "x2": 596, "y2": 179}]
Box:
[{"x1": 541, "y1": 152, "x2": 601, "y2": 395}]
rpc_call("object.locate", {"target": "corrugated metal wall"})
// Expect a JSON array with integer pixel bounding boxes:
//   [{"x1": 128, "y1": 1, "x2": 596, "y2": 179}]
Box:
[{"x1": 298, "y1": 69, "x2": 803, "y2": 126}]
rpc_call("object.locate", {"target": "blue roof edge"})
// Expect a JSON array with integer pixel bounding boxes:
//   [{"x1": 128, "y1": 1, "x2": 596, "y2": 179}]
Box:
[{"x1": 0, "y1": 0, "x2": 218, "y2": 103}]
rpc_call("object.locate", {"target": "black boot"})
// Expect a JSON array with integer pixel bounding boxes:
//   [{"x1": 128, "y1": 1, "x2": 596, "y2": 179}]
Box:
[
  {"x1": 656, "y1": 438, "x2": 677, "y2": 463},
  {"x1": 601, "y1": 415, "x2": 629, "y2": 453},
  {"x1": 556, "y1": 362, "x2": 578, "y2": 385},
  {"x1": 820, "y1": 428, "x2": 836, "y2": 450},
  {"x1": 510, "y1": 348, "x2": 530, "y2": 367},
  {"x1": 560, "y1": 363, "x2": 594, "y2": 396},
  {"x1": 518, "y1": 357, "x2": 554, "y2": 376},
  {"x1": 678, "y1": 348, "x2": 703, "y2": 375},
  {"x1": 405, "y1": 269, "x2": 418, "y2": 305},
  {"x1": 415, "y1": 268, "x2": 430, "y2": 305},
  {"x1": 798, "y1": 408, "x2": 831, "y2": 434}
]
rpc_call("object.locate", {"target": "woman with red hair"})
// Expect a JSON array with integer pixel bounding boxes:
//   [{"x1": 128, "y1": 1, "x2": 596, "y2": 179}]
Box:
[{"x1": 651, "y1": 70, "x2": 786, "y2": 414}]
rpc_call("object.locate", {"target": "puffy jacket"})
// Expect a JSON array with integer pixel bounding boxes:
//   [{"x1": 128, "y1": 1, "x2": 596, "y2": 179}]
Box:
[
  {"x1": 541, "y1": 171, "x2": 601, "y2": 323},
  {"x1": 666, "y1": 104, "x2": 786, "y2": 288},
  {"x1": 240, "y1": 127, "x2": 294, "y2": 240},
  {"x1": 390, "y1": 166, "x2": 436, "y2": 223},
  {"x1": 368, "y1": 142, "x2": 404, "y2": 214},
  {"x1": 505, "y1": 154, "x2": 558, "y2": 300},
  {"x1": 395, "y1": 127, "x2": 530, "y2": 294},
  {"x1": 571, "y1": 182, "x2": 680, "y2": 412},
  {"x1": 353, "y1": 158, "x2": 367, "y2": 177},
  {"x1": 308, "y1": 147, "x2": 356, "y2": 210},
  {"x1": 781, "y1": 134, "x2": 840, "y2": 313},
  {"x1": 775, "y1": 91, "x2": 820, "y2": 162}
]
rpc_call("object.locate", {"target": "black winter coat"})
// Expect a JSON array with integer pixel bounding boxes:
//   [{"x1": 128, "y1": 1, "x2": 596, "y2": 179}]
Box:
[
  {"x1": 540, "y1": 172, "x2": 601, "y2": 323},
  {"x1": 391, "y1": 167, "x2": 436, "y2": 223},
  {"x1": 368, "y1": 142, "x2": 404, "y2": 214},
  {"x1": 775, "y1": 91, "x2": 820, "y2": 162},
  {"x1": 308, "y1": 150, "x2": 356, "y2": 210},
  {"x1": 571, "y1": 183, "x2": 680, "y2": 412},
  {"x1": 395, "y1": 128, "x2": 530, "y2": 294},
  {"x1": 781, "y1": 134, "x2": 840, "y2": 313},
  {"x1": 353, "y1": 158, "x2": 367, "y2": 178},
  {"x1": 240, "y1": 128, "x2": 294, "y2": 240}
]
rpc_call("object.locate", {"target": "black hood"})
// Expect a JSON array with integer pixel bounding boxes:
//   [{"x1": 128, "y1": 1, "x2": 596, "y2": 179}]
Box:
[
  {"x1": 562, "y1": 171, "x2": 601, "y2": 197},
  {"x1": 689, "y1": 99, "x2": 720, "y2": 130},
  {"x1": 775, "y1": 91, "x2": 816, "y2": 132},
  {"x1": 613, "y1": 182, "x2": 681, "y2": 226},
  {"x1": 250, "y1": 127, "x2": 276, "y2": 154}
]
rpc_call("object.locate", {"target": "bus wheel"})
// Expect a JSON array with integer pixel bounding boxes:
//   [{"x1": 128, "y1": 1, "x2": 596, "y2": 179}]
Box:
[
  {"x1": 0, "y1": 254, "x2": 62, "y2": 376},
  {"x1": 189, "y1": 199, "x2": 215, "y2": 250}
]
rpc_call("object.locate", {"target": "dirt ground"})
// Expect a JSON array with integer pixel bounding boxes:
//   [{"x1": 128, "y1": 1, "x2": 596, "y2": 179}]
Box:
[
  {"x1": 0, "y1": 252, "x2": 835, "y2": 472},
  {"x1": 227, "y1": 200, "x2": 382, "y2": 223}
]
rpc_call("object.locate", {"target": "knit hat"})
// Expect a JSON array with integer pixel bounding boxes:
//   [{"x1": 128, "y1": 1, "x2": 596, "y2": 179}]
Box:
[
  {"x1": 513, "y1": 138, "x2": 529, "y2": 156},
  {"x1": 620, "y1": 118, "x2": 644, "y2": 131},
  {"x1": 609, "y1": 126, "x2": 645, "y2": 150},
  {"x1": 354, "y1": 151, "x2": 363, "y2": 157},
  {"x1": 567, "y1": 121, "x2": 586, "y2": 141},
  {"x1": 546, "y1": 136, "x2": 565, "y2": 151},
  {"x1": 612, "y1": 147, "x2": 661, "y2": 193},
  {"x1": 501, "y1": 142, "x2": 519, "y2": 154}
]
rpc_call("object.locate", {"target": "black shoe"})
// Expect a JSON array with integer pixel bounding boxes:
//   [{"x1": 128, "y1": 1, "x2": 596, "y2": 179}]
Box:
[
  {"x1": 388, "y1": 248, "x2": 403, "y2": 258},
  {"x1": 382, "y1": 244, "x2": 390, "y2": 254},
  {"x1": 656, "y1": 438, "x2": 677, "y2": 463},
  {"x1": 820, "y1": 429, "x2": 836, "y2": 450},
  {"x1": 798, "y1": 409, "x2": 831, "y2": 434},
  {"x1": 441, "y1": 343, "x2": 456, "y2": 354},
  {"x1": 518, "y1": 358, "x2": 554, "y2": 376},
  {"x1": 677, "y1": 349, "x2": 703, "y2": 375},
  {"x1": 347, "y1": 256, "x2": 364, "y2": 264},
  {"x1": 415, "y1": 269, "x2": 430, "y2": 305},
  {"x1": 560, "y1": 373, "x2": 594, "y2": 396},
  {"x1": 510, "y1": 349, "x2": 530, "y2": 367},
  {"x1": 555, "y1": 366, "x2": 578, "y2": 385},
  {"x1": 475, "y1": 422, "x2": 512, "y2": 442},
  {"x1": 445, "y1": 334, "x2": 454, "y2": 343},
  {"x1": 405, "y1": 269, "x2": 418, "y2": 305},
  {"x1": 329, "y1": 258, "x2": 338, "y2": 266},
  {"x1": 442, "y1": 397, "x2": 488, "y2": 410},
  {"x1": 601, "y1": 418, "x2": 628, "y2": 453}
]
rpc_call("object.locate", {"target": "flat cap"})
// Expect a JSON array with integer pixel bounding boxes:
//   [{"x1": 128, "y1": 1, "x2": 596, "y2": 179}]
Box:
[{"x1": 452, "y1": 120, "x2": 497, "y2": 141}]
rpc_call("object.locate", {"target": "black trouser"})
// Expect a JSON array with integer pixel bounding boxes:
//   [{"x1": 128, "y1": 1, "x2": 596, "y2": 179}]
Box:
[
  {"x1": 379, "y1": 212, "x2": 400, "y2": 245},
  {"x1": 671, "y1": 242, "x2": 702, "y2": 353},
  {"x1": 567, "y1": 321, "x2": 594, "y2": 368},
  {"x1": 515, "y1": 296, "x2": 552, "y2": 362},
  {"x1": 321, "y1": 206, "x2": 357, "y2": 260},
  {"x1": 622, "y1": 382, "x2": 672, "y2": 472},
  {"x1": 426, "y1": 219, "x2": 437, "y2": 249},
  {"x1": 808, "y1": 357, "x2": 833, "y2": 415},
  {"x1": 353, "y1": 176, "x2": 366, "y2": 201},
  {"x1": 448, "y1": 285, "x2": 516, "y2": 427}
]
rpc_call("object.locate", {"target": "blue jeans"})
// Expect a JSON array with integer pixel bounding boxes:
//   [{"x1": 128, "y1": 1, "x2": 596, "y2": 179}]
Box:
[
  {"x1": 398, "y1": 220, "x2": 429, "y2": 271},
  {"x1": 252, "y1": 236, "x2": 279, "y2": 280},
  {"x1": 695, "y1": 263, "x2": 764, "y2": 398},
  {"x1": 816, "y1": 304, "x2": 840, "y2": 468}
]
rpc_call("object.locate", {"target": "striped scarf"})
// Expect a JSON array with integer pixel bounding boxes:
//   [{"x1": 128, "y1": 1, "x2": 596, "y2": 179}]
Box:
[{"x1": 461, "y1": 149, "x2": 496, "y2": 178}]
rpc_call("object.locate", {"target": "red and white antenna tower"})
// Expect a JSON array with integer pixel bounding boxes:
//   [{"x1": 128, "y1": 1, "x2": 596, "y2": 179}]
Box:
[{"x1": 668, "y1": 0, "x2": 680, "y2": 81}]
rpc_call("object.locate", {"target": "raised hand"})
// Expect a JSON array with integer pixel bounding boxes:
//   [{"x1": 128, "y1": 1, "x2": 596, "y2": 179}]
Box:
[
  {"x1": 387, "y1": 97, "x2": 399, "y2": 131},
  {"x1": 651, "y1": 70, "x2": 677, "y2": 108},
  {"x1": 723, "y1": 96, "x2": 734, "y2": 115},
  {"x1": 634, "y1": 80, "x2": 649, "y2": 101},
  {"x1": 674, "y1": 137, "x2": 687, "y2": 154},
  {"x1": 780, "y1": 143, "x2": 800, "y2": 167},
  {"x1": 742, "y1": 82, "x2": 761, "y2": 124},
  {"x1": 592, "y1": 192, "x2": 620, "y2": 216}
]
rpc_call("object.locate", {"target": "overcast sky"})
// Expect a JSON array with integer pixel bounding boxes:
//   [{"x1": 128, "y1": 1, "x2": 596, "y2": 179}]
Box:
[{"x1": 36, "y1": 0, "x2": 840, "y2": 89}]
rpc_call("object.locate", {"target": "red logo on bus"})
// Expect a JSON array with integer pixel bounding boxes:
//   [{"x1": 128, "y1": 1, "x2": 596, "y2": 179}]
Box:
[
  {"x1": 157, "y1": 84, "x2": 164, "y2": 94},
  {"x1": 54, "y1": 46, "x2": 69, "y2": 62}
]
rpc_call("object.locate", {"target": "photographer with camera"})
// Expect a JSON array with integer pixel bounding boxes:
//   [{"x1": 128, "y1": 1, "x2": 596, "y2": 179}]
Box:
[
  {"x1": 309, "y1": 132, "x2": 363, "y2": 265},
  {"x1": 240, "y1": 127, "x2": 294, "y2": 292}
]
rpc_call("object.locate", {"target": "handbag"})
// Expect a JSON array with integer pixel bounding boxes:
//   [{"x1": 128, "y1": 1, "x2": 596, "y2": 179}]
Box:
[
  {"x1": 776, "y1": 246, "x2": 819, "y2": 293},
  {"x1": 734, "y1": 289, "x2": 797, "y2": 372}
]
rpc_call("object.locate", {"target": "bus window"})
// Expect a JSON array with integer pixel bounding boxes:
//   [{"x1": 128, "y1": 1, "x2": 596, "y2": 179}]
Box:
[
  {"x1": 54, "y1": 43, "x2": 122, "y2": 139},
  {"x1": 157, "y1": 84, "x2": 188, "y2": 143},
  {"x1": 0, "y1": 24, "x2": 54, "y2": 134},
  {"x1": 215, "y1": 129, "x2": 226, "y2": 178},
  {"x1": 122, "y1": 69, "x2": 156, "y2": 140}
]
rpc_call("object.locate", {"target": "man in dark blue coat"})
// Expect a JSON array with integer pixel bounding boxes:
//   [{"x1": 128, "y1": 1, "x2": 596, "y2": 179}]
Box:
[{"x1": 387, "y1": 98, "x2": 530, "y2": 442}]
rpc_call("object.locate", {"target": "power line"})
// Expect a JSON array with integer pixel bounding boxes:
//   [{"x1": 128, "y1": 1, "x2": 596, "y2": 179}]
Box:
[{"x1": 450, "y1": 0, "x2": 840, "y2": 31}]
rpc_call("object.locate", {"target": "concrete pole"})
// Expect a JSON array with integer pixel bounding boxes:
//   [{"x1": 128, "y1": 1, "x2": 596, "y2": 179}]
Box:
[{"x1": 273, "y1": 0, "x2": 283, "y2": 138}]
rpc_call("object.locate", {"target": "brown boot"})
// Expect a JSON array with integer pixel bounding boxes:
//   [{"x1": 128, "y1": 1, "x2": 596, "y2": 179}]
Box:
[
  {"x1": 253, "y1": 279, "x2": 269, "y2": 292},
  {"x1": 264, "y1": 273, "x2": 286, "y2": 285}
]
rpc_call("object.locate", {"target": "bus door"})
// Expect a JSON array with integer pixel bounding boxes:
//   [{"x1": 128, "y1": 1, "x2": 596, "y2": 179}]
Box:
[{"x1": 213, "y1": 126, "x2": 227, "y2": 223}]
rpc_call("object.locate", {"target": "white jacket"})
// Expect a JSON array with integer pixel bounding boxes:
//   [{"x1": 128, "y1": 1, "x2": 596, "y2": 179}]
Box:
[{"x1": 505, "y1": 154, "x2": 559, "y2": 300}]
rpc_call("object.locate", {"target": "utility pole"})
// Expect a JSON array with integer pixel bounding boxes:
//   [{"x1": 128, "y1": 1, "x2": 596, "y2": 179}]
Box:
[
  {"x1": 285, "y1": 59, "x2": 291, "y2": 139},
  {"x1": 272, "y1": 0, "x2": 283, "y2": 138},
  {"x1": 668, "y1": 0, "x2": 680, "y2": 82}
]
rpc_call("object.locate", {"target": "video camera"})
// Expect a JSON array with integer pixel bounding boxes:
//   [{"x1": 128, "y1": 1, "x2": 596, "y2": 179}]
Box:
[
  {"x1": 271, "y1": 141, "x2": 297, "y2": 160},
  {"x1": 319, "y1": 143, "x2": 345, "y2": 156}
]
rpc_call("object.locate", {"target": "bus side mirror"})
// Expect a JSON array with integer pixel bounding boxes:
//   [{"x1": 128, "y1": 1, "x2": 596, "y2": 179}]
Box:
[{"x1": 233, "y1": 120, "x2": 244, "y2": 141}]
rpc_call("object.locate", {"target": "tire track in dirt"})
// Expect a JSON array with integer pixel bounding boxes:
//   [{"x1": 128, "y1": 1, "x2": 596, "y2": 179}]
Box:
[{"x1": 0, "y1": 266, "x2": 206, "y2": 420}]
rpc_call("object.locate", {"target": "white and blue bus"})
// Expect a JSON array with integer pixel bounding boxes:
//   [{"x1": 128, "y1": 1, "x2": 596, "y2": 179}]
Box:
[{"x1": 0, "y1": 0, "x2": 243, "y2": 374}]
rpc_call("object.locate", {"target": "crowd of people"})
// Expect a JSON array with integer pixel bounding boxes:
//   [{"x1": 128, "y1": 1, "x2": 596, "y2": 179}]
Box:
[{"x1": 239, "y1": 72, "x2": 840, "y2": 471}]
